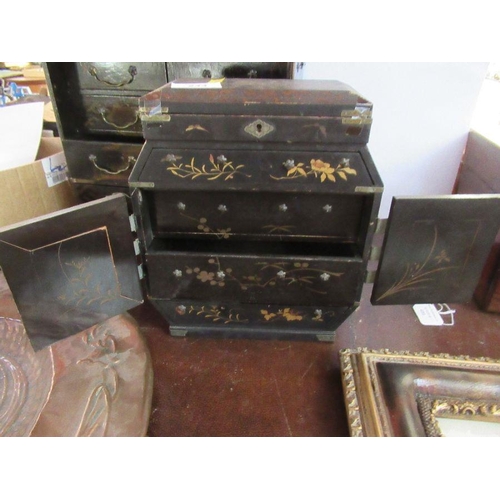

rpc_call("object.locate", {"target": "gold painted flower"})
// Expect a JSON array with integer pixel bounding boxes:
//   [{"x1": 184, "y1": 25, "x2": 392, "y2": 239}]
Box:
[
  {"x1": 281, "y1": 308, "x2": 303, "y2": 321},
  {"x1": 197, "y1": 270, "x2": 215, "y2": 282},
  {"x1": 434, "y1": 250, "x2": 451, "y2": 264},
  {"x1": 261, "y1": 309, "x2": 277, "y2": 321},
  {"x1": 217, "y1": 228, "x2": 231, "y2": 239},
  {"x1": 310, "y1": 159, "x2": 336, "y2": 182}
]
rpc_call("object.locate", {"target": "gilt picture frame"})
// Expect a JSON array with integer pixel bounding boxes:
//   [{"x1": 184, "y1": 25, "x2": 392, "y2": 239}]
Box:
[{"x1": 340, "y1": 348, "x2": 500, "y2": 437}]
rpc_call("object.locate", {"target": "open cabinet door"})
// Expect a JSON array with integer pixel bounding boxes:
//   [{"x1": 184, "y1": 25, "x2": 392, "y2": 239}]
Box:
[
  {"x1": 0, "y1": 193, "x2": 143, "y2": 351},
  {"x1": 371, "y1": 195, "x2": 500, "y2": 305}
]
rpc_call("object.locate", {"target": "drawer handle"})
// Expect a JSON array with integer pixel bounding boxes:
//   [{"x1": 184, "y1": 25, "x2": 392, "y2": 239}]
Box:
[
  {"x1": 277, "y1": 271, "x2": 287, "y2": 279},
  {"x1": 218, "y1": 204, "x2": 228, "y2": 213},
  {"x1": 88, "y1": 64, "x2": 138, "y2": 87},
  {"x1": 88, "y1": 154, "x2": 136, "y2": 175},
  {"x1": 278, "y1": 204, "x2": 288, "y2": 212},
  {"x1": 323, "y1": 204, "x2": 333, "y2": 213},
  {"x1": 173, "y1": 270, "x2": 183, "y2": 278},
  {"x1": 99, "y1": 108, "x2": 139, "y2": 130}
]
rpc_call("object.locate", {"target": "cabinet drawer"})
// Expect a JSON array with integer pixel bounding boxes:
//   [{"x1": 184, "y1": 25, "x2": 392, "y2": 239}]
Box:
[
  {"x1": 134, "y1": 147, "x2": 375, "y2": 193},
  {"x1": 81, "y1": 95, "x2": 142, "y2": 137},
  {"x1": 150, "y1": 190, "x2": 366, "y2": 241},
  {"x1": 166, "y1": 62, "x2": 290, "y2": 81},
  {"x1": 146, "y1": 239, "x2": 364, "y2": 306},
  {"x1": 77, "y1": 62, "x2": 167, "y2": 91},
  {"x1": 63, "y1": 139, "x2": 142, "y2": 185},
  {"x1": 151, "y1": 299, "x2": 354, "y2": 341}
]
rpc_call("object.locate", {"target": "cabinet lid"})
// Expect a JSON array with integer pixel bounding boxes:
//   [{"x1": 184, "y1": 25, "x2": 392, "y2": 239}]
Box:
[
  {"x1": 0, "y1": 194, "x2": 143, "y2": 351},
  {"x1": 139, "y1": 79, "x2": 372, "y2": 119},
  {"x1": 371, "y1": 194, "x2": 500, "y2": 305}
]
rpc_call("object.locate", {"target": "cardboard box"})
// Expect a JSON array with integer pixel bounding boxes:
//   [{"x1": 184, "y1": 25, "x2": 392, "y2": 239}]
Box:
[{"x1": 0, "y1": 137, "x2": 78, "y2": 227}]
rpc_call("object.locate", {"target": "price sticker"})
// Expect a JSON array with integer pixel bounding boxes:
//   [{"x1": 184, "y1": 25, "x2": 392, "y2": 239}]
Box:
[{"x1": 412, "y1": 304, "x2": 445, "y2": 326}]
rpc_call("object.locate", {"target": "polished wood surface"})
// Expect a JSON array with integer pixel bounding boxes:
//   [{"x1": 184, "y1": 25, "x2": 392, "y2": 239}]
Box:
[
  {"x1": 135, "y1": 286, "x2": 500, "y2": 437},
  {"x1": 2, "y1": 271, "x2": 499, "y2": 436}
]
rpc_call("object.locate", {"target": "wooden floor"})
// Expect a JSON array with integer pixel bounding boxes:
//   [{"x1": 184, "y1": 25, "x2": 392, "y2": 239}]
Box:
[{"x1": 2, "y1": 272, "x2": 500, "y2": 437}]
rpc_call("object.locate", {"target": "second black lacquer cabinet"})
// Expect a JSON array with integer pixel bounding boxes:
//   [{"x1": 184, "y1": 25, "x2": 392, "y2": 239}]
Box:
[{"x1": 43, "y1": 62, "x2": 296, "y2": 201}]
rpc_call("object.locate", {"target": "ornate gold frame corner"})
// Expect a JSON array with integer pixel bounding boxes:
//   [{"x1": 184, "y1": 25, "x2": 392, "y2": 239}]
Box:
[{"x1": 339, "y1": 348, "x2": 500, "y2": 437}]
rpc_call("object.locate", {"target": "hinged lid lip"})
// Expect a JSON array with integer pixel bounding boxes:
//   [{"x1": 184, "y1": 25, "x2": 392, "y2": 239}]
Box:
[{"x1": 139, "y1": 78, "x2": 373, "y2": 119}]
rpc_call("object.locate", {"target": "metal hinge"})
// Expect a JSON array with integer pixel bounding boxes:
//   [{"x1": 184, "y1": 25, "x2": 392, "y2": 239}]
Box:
[
  {"x1": 133, "y1": 238, "x2": 141, "y2": 256},
  {"x1": 355, "y1": 186, "x2": 384, "y2": 194},
  {"x1": 137, "y1": 263, "x2": 145, "y2": 280},
  {"x1": 365, "y1": 270, "x2": 378, "y2": 284},
  {"x1": 170, "y1": 328, "x2": 188, "y2": 337},
  {"x1": 316, "y1": 334, "x2": 335, "y2": 342},
  {"x1": 374, "y1": 218, "x2": 387, "y2": 236},
  {"x1": 365, "y1": 218, "x2": 387, "y2": 284},
  {"x1": 139, "y1": 105, "x2": 171, "y2": 123},
  {"x1": 129, "y1": 181, "x2": 155, "y2": 189},
  {"x1": 369, "y1": 245, "x2": 382, "y2": 262},
  {"x1": 341, "y1": 108, "x2": 373, "y2": 125},
  {"x1": 129, "y1": 214, "x2": 138, "y2": 233}
]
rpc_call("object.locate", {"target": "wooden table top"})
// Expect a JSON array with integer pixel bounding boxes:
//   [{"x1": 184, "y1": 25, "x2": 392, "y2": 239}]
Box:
[{"x1": 1, "y1": 271, "x2": 499, "y2": 436}]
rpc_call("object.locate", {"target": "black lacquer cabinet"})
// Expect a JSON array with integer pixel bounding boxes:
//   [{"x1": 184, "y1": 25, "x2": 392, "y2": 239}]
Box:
[
  {"x1": 43, "y1": 62, "x2": 295, "y2": 201},
  {"x1": 1, "y1": 79, "x2": 499, "y2": 349}
]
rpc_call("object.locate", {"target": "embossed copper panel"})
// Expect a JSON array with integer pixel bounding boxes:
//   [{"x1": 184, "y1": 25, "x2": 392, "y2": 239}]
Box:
[
  {"x1": 0, "y1": 318, "x2": 53, "y2": 436},
  {"x1": 0, "y1": 194, "x2": 143, "y2": 351},
  {"x1": 371, "y1": 195, "x2": 500, "y2": 305}
]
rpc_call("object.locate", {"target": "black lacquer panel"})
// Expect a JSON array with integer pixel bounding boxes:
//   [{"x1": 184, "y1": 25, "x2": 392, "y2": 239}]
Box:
[
  {"x1": 371, "y1": 195, "x2": 500, "y2": 305},
  {"x1": 0, "y1": 194, "x2": 143, "y2": 350}
]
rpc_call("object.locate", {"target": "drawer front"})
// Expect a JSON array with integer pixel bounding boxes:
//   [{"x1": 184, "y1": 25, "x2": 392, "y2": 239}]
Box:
[
  {"x1": 151, "y1": 190, "x2": 366, "y2": 241},
  {"x1": 136, "y1": 148, "x2": 374, "y2": 193},
  {"x1": 141, "y1": 114, "x2": 370, "y2": 144},
  {"x1": 146, "y1": 251, "x2": 364, "y2": 306},
  {"x1": 63, "y1": 139, "x2": 142, "y2": 185},
  {"x1": 81, "y1": 95, "x2": 142, "y2": 137},
  {"x1": 166, "y1": 62, "x2": 290, "y2": 81},
  {"x1": 151, "y1": 299, "x2": 354, "y2": 341},
  {"x1": 77, "y1": 62, "x2": 167, "y2": 91}
]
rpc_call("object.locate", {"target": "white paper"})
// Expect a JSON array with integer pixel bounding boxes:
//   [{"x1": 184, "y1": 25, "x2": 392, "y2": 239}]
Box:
[
  {"x1": 0, "y1": 101, "x2": 44, "y2": 172},
  {"x1": 170, "y1": 81, "x2": 222, "y2": 89},
  {"x1": 41, "y1": 151, "x2": 68, "y2": 187},
  {"x1": 413, "y1": 304, "x2": 444, "y2": 326}
]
